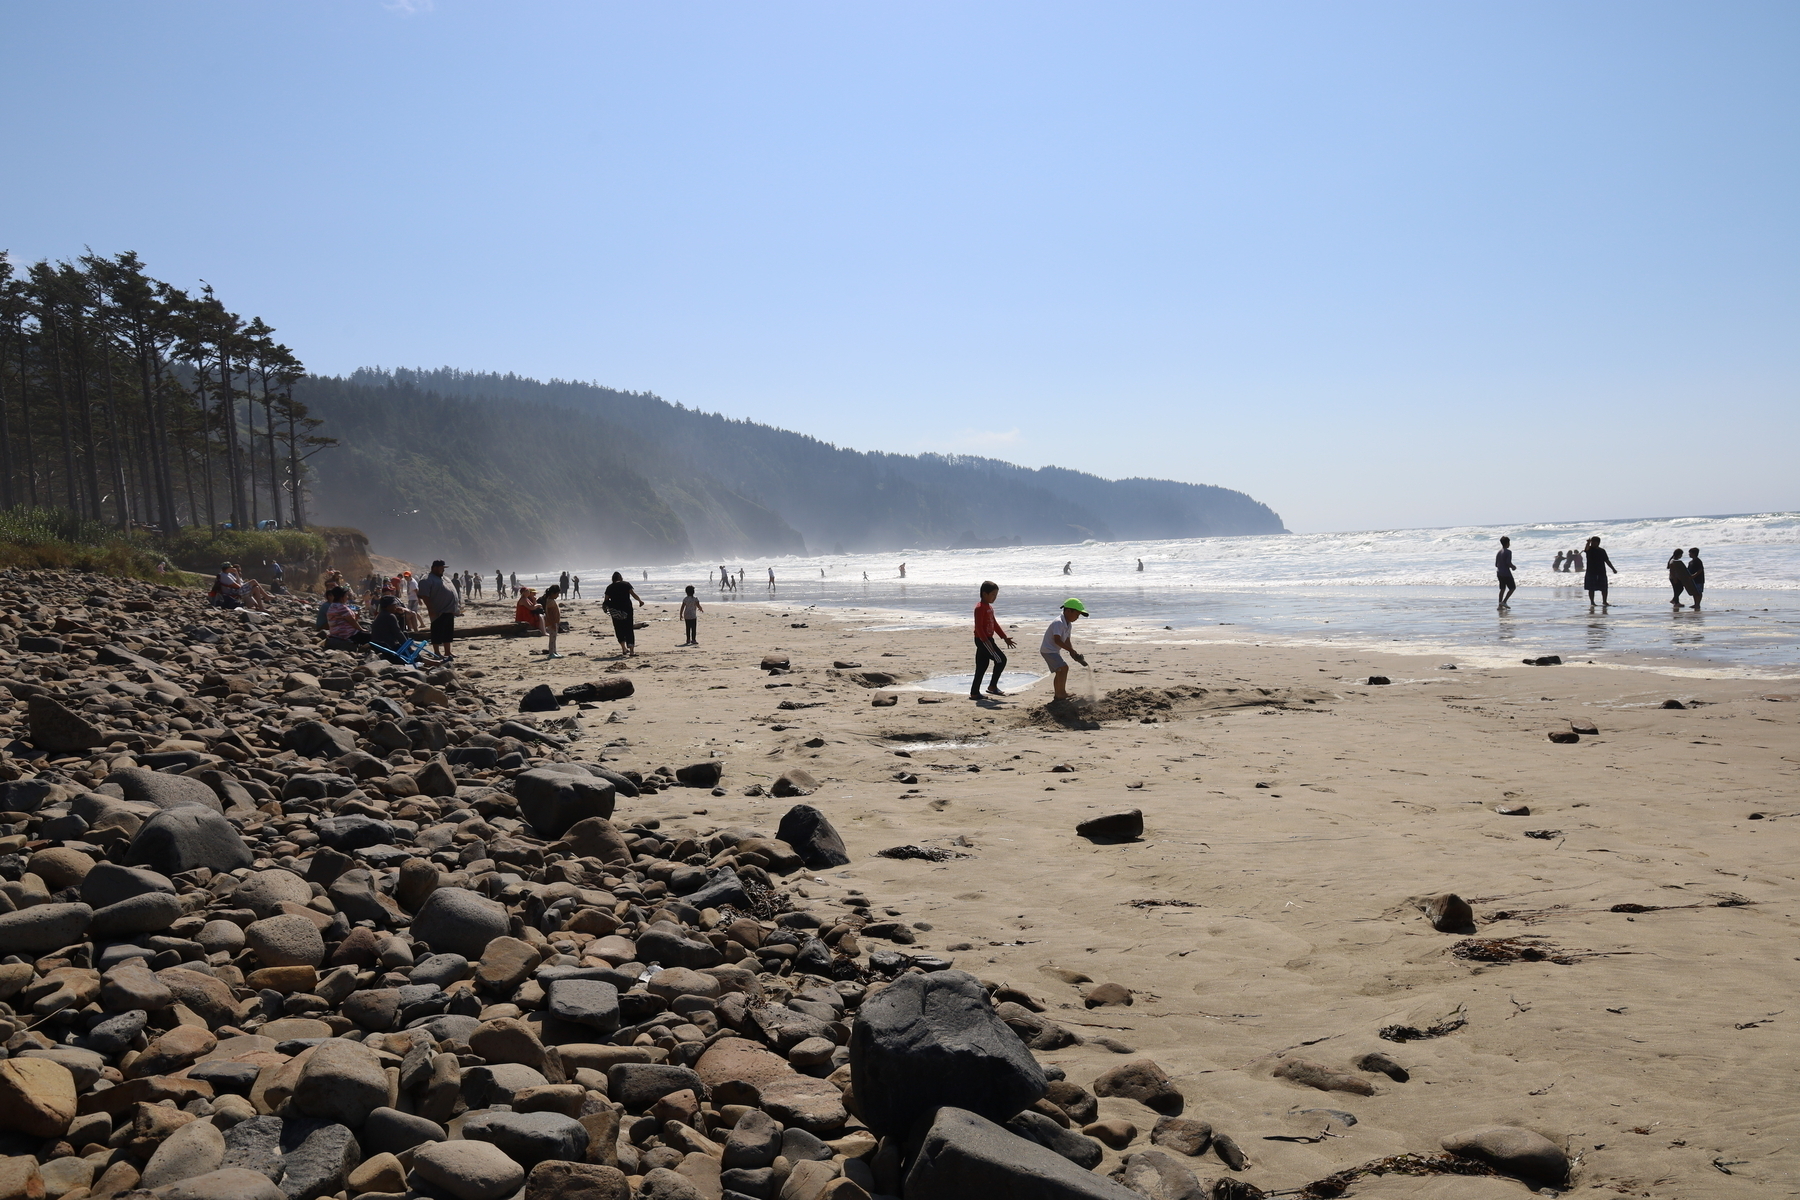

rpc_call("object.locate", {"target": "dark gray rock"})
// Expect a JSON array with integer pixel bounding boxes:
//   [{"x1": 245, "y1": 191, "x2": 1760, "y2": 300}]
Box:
[
  {"x1": 1006, "y1": 1110, "x2": 1104, "y2": 1169},
  {"x1": 775, "y1": 805, "x2": 850, "y2": 869},
  {"x1": 635, "y1": 923, "x2": 724, "y2": 970},
  {"x1": 848, "y1": 968, "x2": 1046, "y2": 1137},
  {"x1": 361, "y1": 1106, "x2": 447, "y2": 1157},
  {"x1": 282, "y1": 721, "x2": 357, "y2": 760},
  {"x1": 80, "y1": 862, "x2": 177, "y2": 909},
  {"x1": 82, "y1": 1009, "x2": 149, "y2": 1056},
  {"x1": 90, "y1": 891, "x2": 185, "y2": 939},
  {"x1": 684, "y1": 867, "x2": 749, "y2": 912},
  {"x1": 519, "y1": 684, "x2": 562, "y2": 712},
  {"x1": 102, "y1": 767, "x2": 224, "y2": 813},
  {"x1": 188, "y1": 1061, "x2": 261, "y2": 1096},
  {"x1": 410, "y1": 953, "x2": 472, "y2": 989},
  {"x1": 1440, "y1": 1126, "x2": 1568, "y2": 1185},
  {"x1": 0, "y1": 779, "x2": 55, "y2": 813},
  {"x1": 722, "y1": 1109, "x2": 781, "y2": 1170},
  {"x1": 606, "y1": 1063, "x2": 707, "y2": 1111},
  {"x1": 313, "y1": 815, "x2": 394, "y2": 851},
  {"x1": 328, "y1": 868, "x2": 403, "y2": 926},
  {"x1": 278, "y1": 1119, "x2": 360, "y2": 1200},
  {"x1": 126, "y1": 807, "x2": 253, "y2": 876},
  {"x1": 546, "y1": 978, "x2": 620, "y2": 1033},
  {"x1": 26, "y1": 694, "x2": 106, "y2": 753},
  {"x1": 1076, "y1": 810, "x2": 1144, "y2": 842},
  {"x1": 674, "y1": 761, "x2": 723, "y2": 788},
  {"x1": 906, "y1": 1107, "x2": 1142, "y2": 1200},
  {"x1": 411, "y1": 888, "x2": 509, "y2": 958},
  {"x1": 461, "y1": 1110, "x2": 589, "y2": 1170},
  {"x1": 0, "y1": 902, "x2": 93, "y2": 953},
  {"x1": 221, "y1": 1115, "x2": 286, "y2": 1182},
  {"x1": 513, "y1": 768, "x2": 615, "y2": 838}
]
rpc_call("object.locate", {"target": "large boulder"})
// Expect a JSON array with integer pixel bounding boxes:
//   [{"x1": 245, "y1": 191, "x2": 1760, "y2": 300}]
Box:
[
  {"x1": 906, "y1": 1108, "x2": 1143, "y2": 1200},
  {"x1": 0, "y1": 1057, "x2": 77, "y2": 1137},
  {"x1": 126, "y1": 807, "x2": 252, "y2": 876},
  {"x1": 90, "y1": 891, "x2": 184, "y2": 939},
  {"x1": 26, "y1": 695, "x2": 106, "y2": 754},
  {"x1": 293, "y1": 1040, "x2": 390, "y2": 1126},
  {"x1": 101, "y1": 767, "x2": 224, "y2": 813},
  {"x1": 81, "y1": 863, "x2": 176, "y2": 909},
  {"x1": 461, "y1": 1111, "x2": 589, "y2": 1171},
  {"x1": 282, "y1": 720, "x2": 357, "y2": 760},
  {"x1": 410, "y1": 1140, "x2": 523, "y2": 1200},
  {"x1": 233, "y1": 870, "x2": 313, "y2": 918},
  {"x1": 1440, "y1": 1126, "x2": 1569, "y2": 1185},
  {"x1": 513, "y1": 768, "x2": 615, "y2": 838},
  {"x1": 412, "y1": 888, "x2": 510, "y2": 959},
  {"x1": 848, "y1": 969, "x2": 1045, "y2": 1137},
  {"x1": 775, "y1": 805, "x2": 850, "y2": 868},
  {"x1": 0, "y1": 903, "x2": 93, "y2": 954}
]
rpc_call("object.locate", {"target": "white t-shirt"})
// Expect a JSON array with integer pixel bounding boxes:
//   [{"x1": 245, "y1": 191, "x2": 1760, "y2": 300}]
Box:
[{"x1": 1041, "y1": 618, "x2": 1070, "y2": 655}]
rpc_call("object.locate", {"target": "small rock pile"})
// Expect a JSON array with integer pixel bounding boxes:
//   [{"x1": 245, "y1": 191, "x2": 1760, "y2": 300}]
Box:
[{"x1": 0, "y1": 570, "x2": 1572, "y2": 1200}]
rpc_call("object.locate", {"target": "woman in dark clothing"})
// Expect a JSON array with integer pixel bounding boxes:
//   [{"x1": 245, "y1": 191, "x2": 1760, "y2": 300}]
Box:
[
  {"x1": 1583, "y1": 536, "x2": 1618, "y2": 608},
  {"x1": 1686, "y1": 547, "x2": 1705, "y2": 609},
  {"x1": 1667, "y1": 548, "x2": 1692, "y2": 608},
  {"x1": 603, "y1": 571, "x2": 645, "y2": 656}
]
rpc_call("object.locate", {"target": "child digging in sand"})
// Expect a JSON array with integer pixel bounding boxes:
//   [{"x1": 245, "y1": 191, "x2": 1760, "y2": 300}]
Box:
[{"x1": 1041, "y1": 598, "x2": 1090, "y2": 700}]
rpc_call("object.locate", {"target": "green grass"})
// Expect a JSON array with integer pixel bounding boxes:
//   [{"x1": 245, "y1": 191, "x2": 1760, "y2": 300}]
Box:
[{"x1": 0, "y1": 506, "x2": 189, "y2": 580}]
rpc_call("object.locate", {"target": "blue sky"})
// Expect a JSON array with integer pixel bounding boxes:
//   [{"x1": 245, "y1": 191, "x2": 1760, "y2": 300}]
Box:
[{"x1": 3, "y1": 1, "x2": 1795, "y2": 533}]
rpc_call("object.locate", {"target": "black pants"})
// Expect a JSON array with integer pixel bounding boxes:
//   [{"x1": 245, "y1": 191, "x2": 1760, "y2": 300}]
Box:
[
  {"x1": 685, "y1": 618, "x2": 698, "y2": 642},
  {"x1": 611, "y1": 613, "x2": 636, "y2": 648},
  {"x1": 972, "y1": 636, "x2": 1006, "y2": 694}
]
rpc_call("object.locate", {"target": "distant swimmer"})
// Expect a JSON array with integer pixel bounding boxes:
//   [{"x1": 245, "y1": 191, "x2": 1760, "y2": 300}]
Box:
[
  {"x1": 1062, "y1": 561, "x2": 1072, "y2": 576},
  {"x1": 899, "y1": 563, "x2": 907, "y2": 578},
  {"x1": 1136, "y1": 559, "x2": 1143, "y2": 572},
  {"x1": 1553, "y1": 550, "x2": 1565, "y2": 572},
  {"x1": 1495, "y1": 536, "x2": 1518, "y2": 607},
  {"x1": 1686, "y1": 547, "x2": 1705, "y2": 609},
  {"x1": 862, "y1": 571, "x2": 868, "y2": 581},
  {"x1": 1667, "y1": 548, "x2": 1691, "y2": 609},
  {"x1": 1568, "y1": 547, "x2": 1584, "y2": 573},
  {"x1": 1583, "y1": 536, "x2": 1617, "y2": 608}
]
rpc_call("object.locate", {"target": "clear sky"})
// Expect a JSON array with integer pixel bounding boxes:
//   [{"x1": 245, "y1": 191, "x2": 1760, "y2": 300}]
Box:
[{"x1": 4, "y1": 1, "x2": 1795, "y2": 533}]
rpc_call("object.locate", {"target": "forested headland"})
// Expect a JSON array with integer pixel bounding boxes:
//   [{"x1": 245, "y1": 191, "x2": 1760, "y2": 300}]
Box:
[
  {"x1": 300, "y1": 369, "x2": 1286, "y2": 565},
  {"x1": 0, "y1": 249, "x2": 1285, "y2": 575}
]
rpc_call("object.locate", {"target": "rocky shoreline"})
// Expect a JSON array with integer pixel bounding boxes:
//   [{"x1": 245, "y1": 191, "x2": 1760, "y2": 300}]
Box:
[{"x1": 0, "y1": 570, "x2": 1585, "y2": 1200}]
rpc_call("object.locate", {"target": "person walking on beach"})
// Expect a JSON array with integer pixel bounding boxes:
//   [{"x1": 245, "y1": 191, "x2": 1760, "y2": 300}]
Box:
[
  {"x1": 416, "y1": 559, "x2": 461, "y2": 661},
  {"x1": 679, "y1": 585, "x2": 703, "y2": 646},
  {"x1": 1686, "y1": 548, "x2": 1705, "y2": 608},
  {"x1": 540, "y1": 584, "x2": 565, "y2": 658},
  {"x1": 969, "y1": 581, "x2": 1016, "y2": 700},
  {"x1": 1495, "y1": 536, "x2": 1518, "y2": 607},
  {"x1": 509, "y1": 572, "x2": 519, "y2": 597},
  {"x1": 1582, "y1": 536, "x2": 1617, "y2": 608},
  {"x1": 604, "y1": 571, "x2": 645, "y2": 656},
  {"x1": 1041, "y1": 599, "x2": 1090, "y2": 701},
  {"x1": 570, "y1": 574, "x2": 579, "y2": 598},
  {"x1": 767, "y1": 567, "x2": 776, "y2": 589},
  {"x1": 1667, "y1": 548, "x2": 1692, "y2": 609}
]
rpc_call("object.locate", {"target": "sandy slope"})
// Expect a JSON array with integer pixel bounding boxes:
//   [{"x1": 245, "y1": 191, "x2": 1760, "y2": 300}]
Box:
[{"x1": 454, "y1": 595, "x2": 1799, "y2": 1198}]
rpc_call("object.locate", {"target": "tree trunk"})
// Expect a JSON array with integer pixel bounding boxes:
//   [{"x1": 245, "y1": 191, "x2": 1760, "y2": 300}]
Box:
[
  {"x1": 100, "y1": 346, "x2": 132, "y2": 530},
  {"x1": 17, "y1": 335, "x2": 37, "y2": 507},
  {"x1": 46, "y1": 309, "x2": 82, "y2": 516}
]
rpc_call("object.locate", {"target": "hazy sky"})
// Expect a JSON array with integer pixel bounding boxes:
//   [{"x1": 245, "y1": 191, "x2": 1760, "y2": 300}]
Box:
[{"x1": 4, "y1": 1, "x2": 1795, "y2": 533}]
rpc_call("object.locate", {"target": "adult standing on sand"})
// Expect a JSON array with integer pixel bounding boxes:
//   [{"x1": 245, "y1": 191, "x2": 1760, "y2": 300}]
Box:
[
  {"x1": 1667, "y1": 549, "x2": 1692, "y2": 609},
  {"x1": 604, "y1": 571, "x2": 645, "y2": 657},
  {"x1": 969, "y1": 581, "x2": 1017, "y2": 701},
  {"x1": 1495, "y1": 536, "x2": 1518, "y2": 607},
  {"x1": 1041, "y1": 598, "x2": 1090, "y2": 701},
  {"x1": 540, "y1": 584, "x2": 564, "y2": 659},
  {"x1": 416, "y1": 559, "x2": 461, "y2": 662},
  {"x1": 1686, "y1": 548, "x2": 1705, "y2": 609},
  {"x1": 1583, "y1": 536, "x2": 1617, "y2": 608}
]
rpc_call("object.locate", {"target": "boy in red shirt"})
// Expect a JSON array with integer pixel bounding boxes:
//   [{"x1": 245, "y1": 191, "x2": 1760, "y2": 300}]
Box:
[{"x1": 971, "y1": 581, "x2": 1017, "y2": 700}]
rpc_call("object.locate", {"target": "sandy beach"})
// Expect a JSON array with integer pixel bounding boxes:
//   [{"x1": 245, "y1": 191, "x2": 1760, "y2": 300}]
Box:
[{"x1": 454, "y1": 594, "x2": 1799, "y2": 1198}]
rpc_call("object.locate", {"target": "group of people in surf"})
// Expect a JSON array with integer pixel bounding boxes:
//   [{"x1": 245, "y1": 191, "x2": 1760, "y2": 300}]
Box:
[{"x1": 1496, "y1": 537, "x2": 1706, "y2": 610}]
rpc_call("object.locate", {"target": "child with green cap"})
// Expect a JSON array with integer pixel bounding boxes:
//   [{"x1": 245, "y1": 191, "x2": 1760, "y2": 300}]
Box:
[{"x1": 1041, "y1": 599, "x2": 1090, "y2": 700}]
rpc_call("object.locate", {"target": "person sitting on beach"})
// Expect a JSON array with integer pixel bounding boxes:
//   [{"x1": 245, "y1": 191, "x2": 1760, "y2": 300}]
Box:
[
  {"x1": 1667, "y1": 548, "x2": 1692, "y2": 609},
  {"x1": 1041, "y1": 598, "x2": 1090, "y2": 701},
  {"x1": 1583, "y1": 536, "x2": 1617, "y2": 607},
  {"x1": 1495, "y1": 537, "x2": 1518, "y2": 607},
  {"x1": 515, "y1": 587, "x2": 543, "y2": 630},
  {"x1": 970, "y1": 581, "x2": 1016, "y2": 700},
  {"x1": 1686, "y1": 547, "x2": 1705, "y2": 608},
  {"x1": 369, "y1": 594, "x2": 408, "y2": 651},
  {"x1": 322, "y1": 587, "x2": 368, "y2": 649},
  {"x1": 210, "y1": 561, "x2": 243, "y2": 608}
]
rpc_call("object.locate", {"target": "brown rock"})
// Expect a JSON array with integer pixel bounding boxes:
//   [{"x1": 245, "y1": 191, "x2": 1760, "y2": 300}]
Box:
[
  {"x1": 1091, "y1": 1058, "x2": 1183, "y2": 1114},
  {"x1": 0, "y1": 1157, "x2": 44, "y2": 1200},
  {"x1": 1083, "y1": 982, "x2": 1132, "y2": 1008},
  {"x1": 1150, "y1": 1116, "x2": 1213, "y2": 1156},
  {"x1": 154, "y1": 967, "x2": 237, "y2": 1027},
  {"x1": 0, "y1": 1058, "x2": 77, "y2": 1137},
  {"x1": 524, "y1": 1161, "x2": 630, "y2": 1200},
  {"x1": 1082, "y1": 1119, "x2": 1137, "y2": 1149},
  {"x1": 1043, "y1": 1079, "x2": 1098, "y2": 1125},
  {"x1": 469, "y1": 1017, "x2": 557, "y2": 1075},
  {"x1": 1423, "y1": 893, "x2": 1475, "y2": 933},
  {"x1": 395, "y1": 858, "x2": 441, "y2": 912},
  {"x1": 27, "y1": 694, "x2": 106, "y2": 754},
  {"x1": 127, "y1": 1025, "x2": 217, "y2": 1078},
  {"x1": 1271, "y1": 1056, "x2": 1374, "y2": 1095},
  {"x1": 76, "y1": 1074, "x2": 213, "y2": 1117},
  {"x1": 564, "y1": 818, "x2": 632, "y2": 864},
  {"x1": 476, "y1": 936, "x2": 541, "y2": 993},
  {"x1": 27, "y1": 847, "x2": 95, "y2": 890},
  {"x1": 347, "y1": 1153, "x2": 407, "y2": 1195}
]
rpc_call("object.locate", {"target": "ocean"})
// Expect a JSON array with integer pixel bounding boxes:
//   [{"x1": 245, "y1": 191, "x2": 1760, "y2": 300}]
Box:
[{"x1": 551, "y1": 512, "x2": 1800, "y2": 676}]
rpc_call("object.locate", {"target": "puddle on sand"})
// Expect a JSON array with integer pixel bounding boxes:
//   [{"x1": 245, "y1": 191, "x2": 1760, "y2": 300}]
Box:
[{"x1": 905, "y1": 672, "x2": 1047, "y2": 694}]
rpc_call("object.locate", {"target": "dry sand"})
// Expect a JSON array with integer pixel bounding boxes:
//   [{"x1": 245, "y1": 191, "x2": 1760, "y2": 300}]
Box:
[{"x1": 453, "y1": 594, "x2": 1799, "y2": 1198}]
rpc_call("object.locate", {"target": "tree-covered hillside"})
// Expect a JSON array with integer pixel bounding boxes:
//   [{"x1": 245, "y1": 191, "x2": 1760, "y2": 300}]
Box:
[{"x1": 301, "y1": 368, "x2": 1285, "y2": 565}]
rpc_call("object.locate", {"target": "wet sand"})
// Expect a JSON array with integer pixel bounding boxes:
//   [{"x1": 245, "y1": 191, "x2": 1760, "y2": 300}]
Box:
[{"x1": 456, "y1": 597, "x2": 1800, "y2": 1197}]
